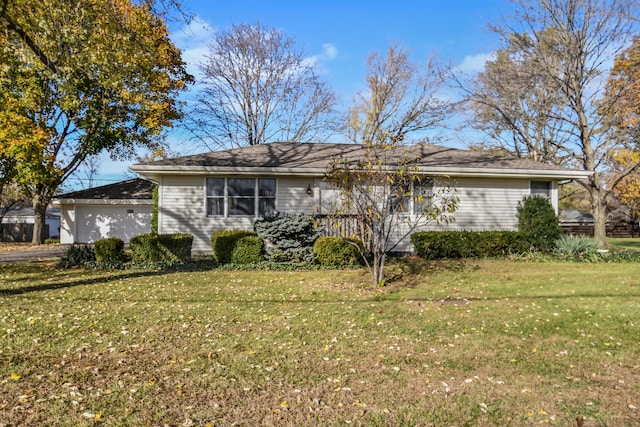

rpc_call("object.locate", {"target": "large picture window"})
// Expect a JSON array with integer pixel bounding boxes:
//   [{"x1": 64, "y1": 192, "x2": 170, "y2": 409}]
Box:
[{"x1": 206, "y1": 178, "x2": 276, "y2": 217}]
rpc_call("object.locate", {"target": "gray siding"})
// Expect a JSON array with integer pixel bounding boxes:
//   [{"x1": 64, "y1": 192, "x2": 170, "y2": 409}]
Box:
[
  {"x1": 159, "y1": 175, "x2": 319, "y2": 252},
  {"x1": 159, "y1": 175, "x2": 555, "y2": 253},
  {"x1": 391, "y1": 177, "x2": 535, "y2": 252}
]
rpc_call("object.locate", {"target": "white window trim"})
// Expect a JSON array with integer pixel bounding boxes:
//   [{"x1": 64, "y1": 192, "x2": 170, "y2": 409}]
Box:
[{"x1": 205, "y1": 177, "x2": 277, "y2": 218}]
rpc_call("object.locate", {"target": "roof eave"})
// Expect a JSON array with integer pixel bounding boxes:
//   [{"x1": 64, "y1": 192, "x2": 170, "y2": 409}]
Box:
[
  {"x1": 130, "y1": 164, "x2": 592, "y2": 181},
  {"x1": 52, "y1": 199, "x2": 153, "y2": 206}
]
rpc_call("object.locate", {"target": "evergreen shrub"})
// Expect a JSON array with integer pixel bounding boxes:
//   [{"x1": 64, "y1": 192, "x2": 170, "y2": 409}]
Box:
[
  {"x1": 254, "y1": 212, "x2": 323, "y2": 262},
  {"x1": 211, "y1": 229, "x2": 257, "y2": 264},
  {"x1": 94, "y1": 237, "x2": 125, "y2": 263},
  {"x1": 130, "y1": 233, "x2": 193, "y2": 265},
  {"x1": 313, "y1": 236, "x2": 365, "y2": 266},
  {"x1": 231, "y1": 235, "x2": 264, "y2": 264},
  {"x1": 516, "y1": 195, "x2": 562, "y2": 251},
  {"x1": 411, "y1": 230, "x2": 534, "y2": 260}
]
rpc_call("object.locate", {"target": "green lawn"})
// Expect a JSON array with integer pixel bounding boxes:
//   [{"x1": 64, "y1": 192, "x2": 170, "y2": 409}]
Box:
[
  {"x1": 1, "y1": 258, "x2": 639, "y2": 426},
  {"x1": 608, "y1": 237, "x2": 640, "y2": 251}
]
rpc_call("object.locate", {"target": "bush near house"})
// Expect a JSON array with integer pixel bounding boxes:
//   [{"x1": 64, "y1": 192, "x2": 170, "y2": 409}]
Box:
[
  {"x1": 130, "y1": 233, "x2": 193, "y2": 265},
  {"x1": 254, "y1": 211, "x2": 323, "y2": 263},
  {"x1": 411, "y1": 230, "x2": 535, "y2": 260},
  {"x1": 516, "y1": 195, "x2": 562, "y2": 251},
  {"x1": 231, "y1": 235, "x2": 265, "y2": 264},
  {"x1": 313, "y1": 236, "x2": 366, "y2": 266},
  {"x1": 94, "y1": 237, "x2": 125, "y2": 263},
  {"x1": 211, "y1": 229, "x2": 259, "y2": 264}
]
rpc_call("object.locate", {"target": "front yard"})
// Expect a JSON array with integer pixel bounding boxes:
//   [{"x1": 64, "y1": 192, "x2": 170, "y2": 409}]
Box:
[{"x1": 1, "y1": 257, "x2": 639, "y2": 426}]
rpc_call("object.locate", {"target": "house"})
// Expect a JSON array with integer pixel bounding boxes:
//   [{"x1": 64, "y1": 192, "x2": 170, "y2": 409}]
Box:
[
  {"x1": 130, "y1": 142, "x2": 591, "y2": 253},
  {"x1": 0, "y1": 207, "x2": 60, "y2": 242},
  {"x1": 53, "y1": 178, "x2": 156, "y2": 244}
]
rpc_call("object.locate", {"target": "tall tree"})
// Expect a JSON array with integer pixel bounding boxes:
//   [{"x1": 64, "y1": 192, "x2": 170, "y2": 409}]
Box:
[
  {"x1": 0, "y1": 0, "x2": 192, "y2": 243},
  {"x1": 456, "y1": 31, "x2": 570, "y2": 165},
  {"x1": 457, "y1": 0, "x2": 639, "y2": 247},
  {"x1": 326, "y1": 44, "x2": 457, "y2": 285},
  {"x1": 189, "y1": 22, "x2": 341, "y2": 149}
]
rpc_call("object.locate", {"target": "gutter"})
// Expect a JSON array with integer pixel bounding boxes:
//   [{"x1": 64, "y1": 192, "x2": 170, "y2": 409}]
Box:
[{"x1": 130, "y1": 164, "x2": 592, "y2": 181}]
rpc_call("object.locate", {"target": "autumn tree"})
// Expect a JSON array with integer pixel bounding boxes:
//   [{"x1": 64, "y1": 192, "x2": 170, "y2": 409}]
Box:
[
  {"x1": 0, "y1": 0, "x2": 192, "y2": 243},
  {"x1": 609, "y1": 149, "x2": 640, "y2": 221},
  {"x1": 188, "y1": 22, "x2": 341, "y2": 149},
  {"x1": 325, "y1": 44, "x2": 457, "y2": 285},
  {"x1": 455, "y1": 30, "x2": 570, "y2": 165},
  {"x1": 457, "y1": 0, "x2": 639, "y2": 247}
]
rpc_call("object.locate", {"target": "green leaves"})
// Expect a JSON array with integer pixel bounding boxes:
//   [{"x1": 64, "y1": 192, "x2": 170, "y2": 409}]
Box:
[{"x1": 0, "y1": 0, "x2": 191, "y2": 242}]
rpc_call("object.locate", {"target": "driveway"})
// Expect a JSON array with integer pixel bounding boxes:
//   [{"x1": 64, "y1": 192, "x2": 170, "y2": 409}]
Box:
[{"x1": 0, "y1": 244, "x2": 68, "y2": 264}]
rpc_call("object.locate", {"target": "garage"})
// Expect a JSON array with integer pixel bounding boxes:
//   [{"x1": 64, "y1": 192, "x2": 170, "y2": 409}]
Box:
[
  {"x1": 75, "y1": 205, "x2": 152, "y2": 243},
  {"x1": 53, "y1": 178, "x2": 156, "y2": 244}
]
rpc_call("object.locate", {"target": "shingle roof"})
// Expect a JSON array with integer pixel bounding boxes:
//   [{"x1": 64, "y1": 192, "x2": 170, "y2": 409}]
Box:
[
  {"x1": 135, "y1": 141, "x2": 576, "y2": 172},
  {"x1": 56, "y1": 178, "x2": 155, "y2": 200}
]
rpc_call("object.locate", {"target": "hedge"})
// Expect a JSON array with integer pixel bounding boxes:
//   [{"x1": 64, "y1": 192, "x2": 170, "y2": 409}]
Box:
[
  {"x1": 94, "y1": 237, "x2": 124, "y2": 263},
  {"x1": 130, "y1": 233, "x2": 193, "y2": 265},
  {"x1": 231, "y1": 235, "x2": 264, "y2": 264},
  {"x1": 211, "y1": 229, "x2": 258, "y2": 264},
  {"x1": 411, "y1": 230, "x2": 536, "y2": 260}
]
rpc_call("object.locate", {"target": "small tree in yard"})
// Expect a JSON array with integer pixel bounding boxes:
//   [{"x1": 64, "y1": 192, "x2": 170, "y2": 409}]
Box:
[{"x1": 325, "y1": 44, "x2": 458, "y2": 286}]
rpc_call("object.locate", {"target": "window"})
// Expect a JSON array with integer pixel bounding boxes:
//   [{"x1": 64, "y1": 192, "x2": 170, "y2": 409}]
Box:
[
  {"x1": 530, "y1": 181, "x2": 552, "y2": 199},
  {"x1": 258, "y1": 178, "x2": 276, "y2": 215},
  {"x1": 390, "y1": 178, "x2": 434, "y2": 215},
  {"x1": 206, "y1": 178, "x2": 225, "y2": 216},
  {"x1": 413, "y1": 180, "x2": 434, "y2": 214},
  {"x1": 206, "y1": 178, "x2": 276, "y2": 217},
  {"x1": 228, "y1": 178, "x2": 255, "y2": 215}
]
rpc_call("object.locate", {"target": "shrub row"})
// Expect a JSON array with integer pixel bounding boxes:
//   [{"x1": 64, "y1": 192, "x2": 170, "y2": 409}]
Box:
[
  {"x1": 130, "y1": 233, "x2": 193, "y2": 265},
  {"x1": 211, "y1": 229, "x2": 365, "y2": 267},
  {"x1": 411, "y1": 230, "x2": 537, "y2": 260}
]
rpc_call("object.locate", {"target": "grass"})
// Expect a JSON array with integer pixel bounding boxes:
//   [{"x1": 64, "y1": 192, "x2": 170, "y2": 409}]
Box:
[
  {"x1": 1, "y1": 257, "x2": 639, "y2": 426},
  {"x1": 608, "y1": 237, "x2": 640, "y2": 251}
]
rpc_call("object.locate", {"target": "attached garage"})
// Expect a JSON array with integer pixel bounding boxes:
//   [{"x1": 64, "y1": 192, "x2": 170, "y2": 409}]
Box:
[{"x1": 53, "y1": 179, "x2": 156, "y2": 244}]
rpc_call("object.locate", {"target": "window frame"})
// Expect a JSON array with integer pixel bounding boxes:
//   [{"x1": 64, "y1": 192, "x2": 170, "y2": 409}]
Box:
[
  {"x1": 530, "y1": 180, "x2": 552, "y2": 199},
  {"x1": 205, "y1": 177, "x2": 277, "y2": 218}
]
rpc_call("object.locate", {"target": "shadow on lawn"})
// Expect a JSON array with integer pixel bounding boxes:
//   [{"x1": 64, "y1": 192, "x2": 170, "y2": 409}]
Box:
[
  {"x1": 0, "y1": 269, "x2": 169, "y2": 296},
  {"x1": 384, "y1": 257, "x2": 477, "y2": 288}
]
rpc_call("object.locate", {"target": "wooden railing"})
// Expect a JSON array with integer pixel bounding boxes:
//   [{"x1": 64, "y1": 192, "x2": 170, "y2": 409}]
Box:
[{"x1": 314, "y1": 214, "x2": 364, "y2": 239}]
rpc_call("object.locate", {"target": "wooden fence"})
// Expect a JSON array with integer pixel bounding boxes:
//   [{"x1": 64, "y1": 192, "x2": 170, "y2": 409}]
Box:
[{"x1": 560, "y1": 222, "x2": 640, "y2": 238}]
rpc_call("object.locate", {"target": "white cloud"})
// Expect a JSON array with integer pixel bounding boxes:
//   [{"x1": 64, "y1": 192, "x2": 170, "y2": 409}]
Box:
[
  {"x1": 305, "y1": 43, "x2": 339, "y2": 73},
  {"x1": 171, "y1": 16, "x2": 216, "y2": 79},
  {"x1": 457, "y1": 52, "x2": 495, "y2": 74},
  {"x1": 322, "y1": 43, "x2": 338, "y2": 60}
]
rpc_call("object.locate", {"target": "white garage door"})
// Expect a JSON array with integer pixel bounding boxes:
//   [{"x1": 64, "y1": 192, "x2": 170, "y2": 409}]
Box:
[{"x1": 76, "y1": 205, "x2": 152, "y2": 243}]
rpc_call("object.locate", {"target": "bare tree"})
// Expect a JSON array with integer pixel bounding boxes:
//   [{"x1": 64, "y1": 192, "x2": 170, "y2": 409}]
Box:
[
  {"x1": 188, "y1": 22, "x2": 342, "y2": 149},
  {"x1": 326, "y1": 44, "x2": 457, "y2": 285},
  {"x1": 454, "y1": 30, "x2": 571, "y2": 165},
  {"x1": 455, "y1": 0, "x2": 639, "y2": 247}
]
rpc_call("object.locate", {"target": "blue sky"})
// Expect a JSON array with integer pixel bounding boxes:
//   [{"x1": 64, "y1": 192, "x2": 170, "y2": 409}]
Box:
[{"x1": 82, "y1": 0, "x2": 513, "y2": 189}]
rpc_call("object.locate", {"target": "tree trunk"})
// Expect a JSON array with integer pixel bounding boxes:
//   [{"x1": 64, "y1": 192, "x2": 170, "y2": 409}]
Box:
[
  {"x1": 587, "y1": 174, "x2": 608, "y2": 249},
  {"x1": 31, "y1": 194, "x2": 48, "y2": 245},
  {"x1": 372, "y1": 252, "x2": 386, "y2": 286},
  {"x1": 591, "y1": 191, "x2": 608, "y2": 248}
]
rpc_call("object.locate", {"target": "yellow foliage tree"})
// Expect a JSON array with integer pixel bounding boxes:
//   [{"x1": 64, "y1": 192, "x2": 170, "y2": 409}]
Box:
[
  {"x1": 0, "y1": 0, "x2": 192, "y2": 243},
  {"x1": 610, "y1": 149, "x2": 640, "y2": 220}
]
